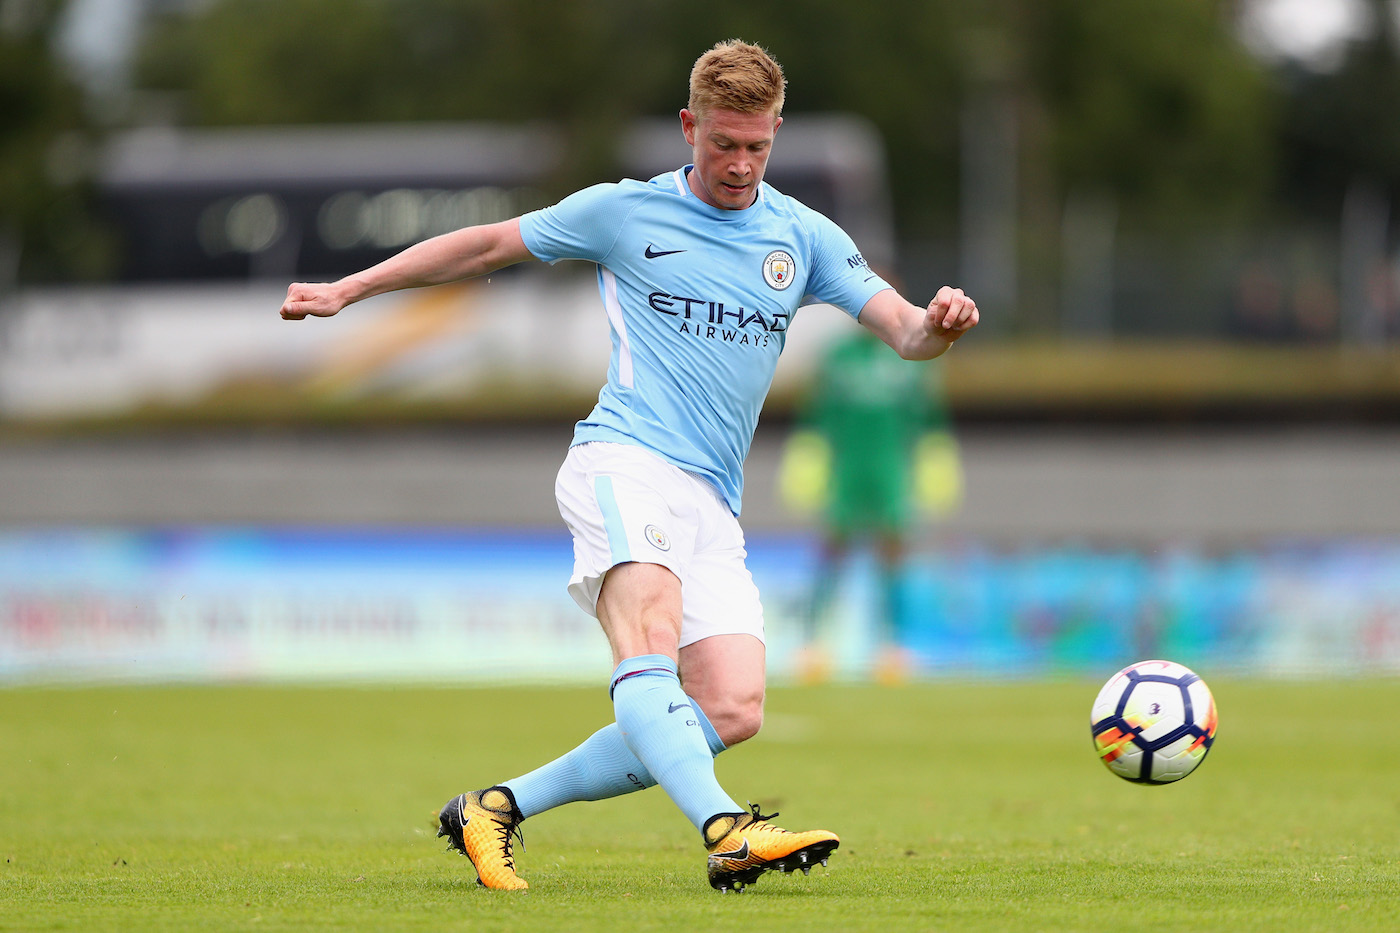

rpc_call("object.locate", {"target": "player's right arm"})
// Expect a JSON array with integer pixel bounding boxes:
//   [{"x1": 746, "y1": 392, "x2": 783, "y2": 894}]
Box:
[{"x1": 279, "y1": 218, "x2": 534, "y2": 320}]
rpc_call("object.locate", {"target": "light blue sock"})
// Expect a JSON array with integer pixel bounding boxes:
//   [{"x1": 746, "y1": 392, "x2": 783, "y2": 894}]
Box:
[
  {"x1": 505, "y1": 723, "x2": 655, "y2": 819},
  {"x1": 692, "y1": 701, "x2": 728, "y2": 757},
  {"x1": 610, "y1": 654, "x2": 740, "y2": 831},
  {"x1": 503, "y1": 702, "x2": 726, "y2": 820}
]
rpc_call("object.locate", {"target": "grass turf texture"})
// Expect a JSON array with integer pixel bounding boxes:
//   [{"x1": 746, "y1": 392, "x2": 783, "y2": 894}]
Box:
[{"x1": 2, "y1": 680, "x2": 1396, "y2": 931}]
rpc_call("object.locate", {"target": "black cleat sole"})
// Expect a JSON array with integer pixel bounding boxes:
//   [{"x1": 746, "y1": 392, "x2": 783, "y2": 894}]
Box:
[{"x1": 708, "y1": 839, "x2": 839, "y2": 892}]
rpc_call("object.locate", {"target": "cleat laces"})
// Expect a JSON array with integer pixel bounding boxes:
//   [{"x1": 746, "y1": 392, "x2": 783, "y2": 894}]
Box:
[
  {"x1": 745, "y1": 803, "x2": 781, "y2": 830},
  {"x1": 496, "y1": 818, "x2": 526, "y2": 871}
]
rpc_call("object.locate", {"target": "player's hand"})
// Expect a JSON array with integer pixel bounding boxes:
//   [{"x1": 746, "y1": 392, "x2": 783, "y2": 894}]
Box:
[
  {"x1": 279, "y1": 282, "x2": 347, "y2": 320},
  {"x1": 926, "y1": 286, "x2": 979, "y2": 341}
]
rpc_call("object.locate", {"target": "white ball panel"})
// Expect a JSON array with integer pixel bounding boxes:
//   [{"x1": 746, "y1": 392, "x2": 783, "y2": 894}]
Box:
[
  {"x1": 1120, "y1": 681, "x2": 1187, "y2": 743},
  {"x1": 1103, "y1": 742, "x2": 1145, "y2": 781},
  {"x1": 1186, "y1": 678, "x2": 1216, "y2": 727},
  {"x1": 1148, "y1": 733, "x2": 1207, "y2": 783}
]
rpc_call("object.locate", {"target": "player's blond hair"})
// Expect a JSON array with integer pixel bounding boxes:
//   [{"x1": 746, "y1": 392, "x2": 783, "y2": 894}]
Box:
[{"x1": 688, "y1": 40, "x2": 786, "y2": 119}]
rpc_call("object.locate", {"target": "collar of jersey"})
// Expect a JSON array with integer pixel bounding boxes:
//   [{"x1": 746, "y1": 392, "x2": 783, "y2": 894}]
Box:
[{"x1": 674, "y1": 166, "x2": 766, "y2": 221}]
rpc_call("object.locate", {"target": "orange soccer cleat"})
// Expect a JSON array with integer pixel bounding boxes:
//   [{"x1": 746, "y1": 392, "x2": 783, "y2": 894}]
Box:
[
  {"x1": 703, "y1": 803, "x2": 839, "y2": 892},
  {"x1": 437, "y1": 788, "x2": 528, "y2": 890}
]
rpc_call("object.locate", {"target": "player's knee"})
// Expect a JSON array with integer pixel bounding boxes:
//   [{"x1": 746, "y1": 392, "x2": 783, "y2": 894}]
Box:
[{"x1": 708, "y1": 694, "x2": 764, "y2": 746}]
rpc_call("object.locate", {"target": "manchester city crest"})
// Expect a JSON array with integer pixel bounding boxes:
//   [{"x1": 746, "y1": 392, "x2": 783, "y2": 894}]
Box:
[
  {"x1": 763, "y1": 250, "x2": 796, "y2": 290},
  {"x1": 644, "y1": 524, "x2": 671, "y2": 551}
]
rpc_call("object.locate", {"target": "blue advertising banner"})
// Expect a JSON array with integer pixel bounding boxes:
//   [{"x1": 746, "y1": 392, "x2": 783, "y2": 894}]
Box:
[{"x1": 2, "y1": 528, "x2": 1398, "y2": 683}]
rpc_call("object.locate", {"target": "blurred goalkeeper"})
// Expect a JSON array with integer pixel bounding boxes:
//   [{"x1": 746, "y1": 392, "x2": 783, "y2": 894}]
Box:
[
  {"x1": 279, "y1": 39, "x2": 978, "y2": 892},
  {"x1": 780, "y1": 327, "x2": 964, "y2": 684}
]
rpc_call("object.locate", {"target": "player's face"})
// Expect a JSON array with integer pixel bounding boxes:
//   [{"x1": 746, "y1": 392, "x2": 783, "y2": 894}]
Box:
[{"x1": 680, "y1": 107, "x2": 782, "y2": 210}]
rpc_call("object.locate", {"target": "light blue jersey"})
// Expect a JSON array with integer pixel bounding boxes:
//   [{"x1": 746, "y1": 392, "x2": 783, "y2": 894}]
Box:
[{"x1": 519, "y1": 166, "x2": 891, "y2": 515}]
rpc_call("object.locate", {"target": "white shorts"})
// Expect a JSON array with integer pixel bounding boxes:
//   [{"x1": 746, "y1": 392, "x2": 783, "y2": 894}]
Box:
[{"x1": 555, "y1": 441, "x2": 765, "y2": 648}]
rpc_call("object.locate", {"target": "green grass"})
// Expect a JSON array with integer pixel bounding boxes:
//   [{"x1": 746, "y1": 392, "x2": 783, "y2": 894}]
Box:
[{"x1": 2, "y1": 680, "x2": 1397, "y2": 931}]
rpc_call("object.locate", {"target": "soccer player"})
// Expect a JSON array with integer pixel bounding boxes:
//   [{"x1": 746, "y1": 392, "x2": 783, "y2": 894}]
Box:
[
  {"x1": 279, "y1": 39, "x2": 979, "y2": 892},
  {"x1": 785, "y1": 327, "x2": 964, "y2": 684}
]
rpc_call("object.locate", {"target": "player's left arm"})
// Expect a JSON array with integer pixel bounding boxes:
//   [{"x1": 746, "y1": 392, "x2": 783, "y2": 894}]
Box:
[{"x1": 857, "y1": 286, "x2": 979, "y2": 361}]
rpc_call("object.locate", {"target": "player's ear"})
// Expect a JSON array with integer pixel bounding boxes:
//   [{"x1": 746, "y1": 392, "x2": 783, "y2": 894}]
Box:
[{"x1": 680, "y1": 108, "x2": 699, "y2": 146}]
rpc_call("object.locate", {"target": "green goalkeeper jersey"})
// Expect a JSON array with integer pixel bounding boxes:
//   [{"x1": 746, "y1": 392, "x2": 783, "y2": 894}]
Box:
[{"x1": 803, "y1": 330, "x2": 948, "y2": 533}]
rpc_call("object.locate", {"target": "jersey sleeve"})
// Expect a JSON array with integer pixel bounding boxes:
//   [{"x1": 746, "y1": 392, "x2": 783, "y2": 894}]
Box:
[
  {"x1": 801, "y1": 212, "x2": 893, "y2": 320},
  {"x1": 518, "y1": 183, "x2": 638, "y2": 265}
]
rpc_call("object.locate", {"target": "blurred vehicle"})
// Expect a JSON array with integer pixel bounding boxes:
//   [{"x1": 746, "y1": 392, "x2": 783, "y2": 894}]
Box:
[
  {"x1": 0, "y1": 118, "x2": 893, "y2": 423},
  {"x1": 96, "y1": 115, "x2": 894, "y2": 282}
]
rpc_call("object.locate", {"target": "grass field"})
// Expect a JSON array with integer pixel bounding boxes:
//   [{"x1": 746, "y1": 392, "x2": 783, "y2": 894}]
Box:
[{"x1": 2, "y1": 679, "x2": 1397, "y2": 931}]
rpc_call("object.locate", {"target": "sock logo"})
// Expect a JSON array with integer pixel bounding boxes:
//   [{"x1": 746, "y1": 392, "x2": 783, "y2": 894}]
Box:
[{"x1": 668, "y1": 700, "x2": 698, "y2": 726}]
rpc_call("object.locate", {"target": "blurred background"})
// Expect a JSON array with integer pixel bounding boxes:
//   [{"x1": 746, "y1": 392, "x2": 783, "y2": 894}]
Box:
[{"x1": 2, "y1": 0, "x2": 1399, "y2": 684}]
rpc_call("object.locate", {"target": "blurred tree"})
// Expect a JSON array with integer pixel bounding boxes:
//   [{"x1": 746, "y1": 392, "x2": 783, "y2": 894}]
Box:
[
  {"x1": 106, "y1": 0, "x2": 1289, "y2": 330},
  {"x1": 1027, "y1": 0, "x2": 1274, "y2": 232},
  {"x1": 1016, "y1": 0, "x2": 1276, "y2": 332},
  {"x1": 0, "y1": 0, "x2": 113, "y2": 285},
  {"x1": 1275, "y1": 0, "x2": 1400, "y2": 219},
  {"x1": 132, "y1": 0, "x2": 1271, "y2": 239},
  {"x1": 134, "y1": 0, "x2": 690, "y2": 192}
]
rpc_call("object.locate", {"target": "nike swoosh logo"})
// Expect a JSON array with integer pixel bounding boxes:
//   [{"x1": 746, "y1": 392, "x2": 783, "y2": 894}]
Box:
[
  {"x1": 668, "y1": 701, "x2": 693, "y2": 714},
  {"x1": 645, "y1": 245, "x2": 686, "y2": 259},
  {"x1": 712, "y1": 839, "x2": 750, "y2": 862}
]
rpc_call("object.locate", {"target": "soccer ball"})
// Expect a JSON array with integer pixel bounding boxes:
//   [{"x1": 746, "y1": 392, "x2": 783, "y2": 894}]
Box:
[{"x1": 1090, "y1": 660, "x2": 1217, "y2": 784}]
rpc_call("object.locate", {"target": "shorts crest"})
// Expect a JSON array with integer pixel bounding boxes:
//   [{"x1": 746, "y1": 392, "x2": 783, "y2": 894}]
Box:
[{"x1": 644, "y1": 524, "x2": 671, "y2": 551}]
